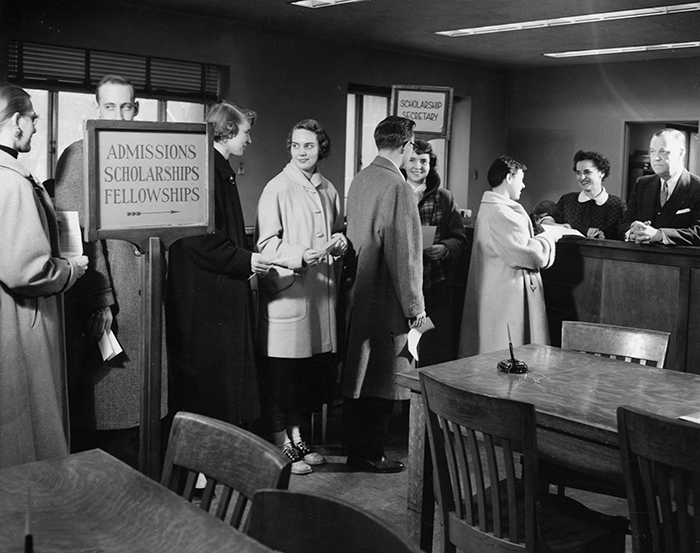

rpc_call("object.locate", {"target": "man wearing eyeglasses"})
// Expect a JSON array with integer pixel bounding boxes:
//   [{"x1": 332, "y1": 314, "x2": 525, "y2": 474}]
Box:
[
  {"x1": 54, "y1": 75, "x2": 164, "y2": 466},
  {"x1": 619, "y1": 128, "x2": 700, "y2": 246}
]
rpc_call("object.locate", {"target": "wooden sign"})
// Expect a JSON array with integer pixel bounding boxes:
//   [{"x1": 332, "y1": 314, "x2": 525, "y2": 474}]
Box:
[
  {"x1": 390, "y1": 85, "x2": 453, "y2": 137},
  {"x1": 84, "y1": 120, "x2": 214, "y2": 251}
]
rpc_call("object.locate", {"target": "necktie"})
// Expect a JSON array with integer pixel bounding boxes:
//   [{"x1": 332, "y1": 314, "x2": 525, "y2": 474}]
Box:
[{"x1": 660, "y1": 181, "x2": 669, "y2": 207}]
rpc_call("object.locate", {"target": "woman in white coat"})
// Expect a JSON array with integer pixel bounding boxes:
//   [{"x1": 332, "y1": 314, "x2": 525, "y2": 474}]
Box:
[
  {"x1": 256, "y1": 119, "x2": 348, "y2": 475},
  {"x1": 0, "y1": 84, "x2": 88, "y2": 468},
  {"x1": 458, "y1": 155, "x2": 563, "y2": 358}
]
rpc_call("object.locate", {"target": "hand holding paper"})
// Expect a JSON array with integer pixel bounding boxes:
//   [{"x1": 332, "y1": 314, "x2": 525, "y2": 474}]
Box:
[
  {"x1": 98, "y1": 330, "x2": 123, "y2": 362},
  {"x1": 408, "y1": 316, "x2": 435, "y2": 361}
]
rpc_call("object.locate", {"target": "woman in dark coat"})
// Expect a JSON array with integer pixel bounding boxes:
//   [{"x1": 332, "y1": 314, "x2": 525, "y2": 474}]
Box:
[{"x1": 166, "y1": 100, "x2": 272, "y2": 427}]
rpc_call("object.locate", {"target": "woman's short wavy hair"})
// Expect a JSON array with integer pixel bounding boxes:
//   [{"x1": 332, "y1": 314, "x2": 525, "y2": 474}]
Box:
[
  {"x1": 573, "y1": 150, "x2": 611, "y2": 180},
  {"x1": 207, "y1": 100, "x2": 257, "y2": 142},
  {"x1": 287, "y1": 119, "x2": 331, "y2": 160}
]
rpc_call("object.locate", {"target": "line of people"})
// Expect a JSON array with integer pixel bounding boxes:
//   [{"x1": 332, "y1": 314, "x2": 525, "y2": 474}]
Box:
[
  {"x1": 0, "y1": 76, "x2": 472, "y2": 476},
  {"x1": 9, "y1": 72, "x2": 694, "y2": 475}
]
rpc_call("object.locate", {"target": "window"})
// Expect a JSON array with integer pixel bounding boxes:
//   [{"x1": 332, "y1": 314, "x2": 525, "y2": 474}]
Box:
[
  {"x1": 344, "y1": 85, "x2": 390, "y2": 205},
  {"x1": 9, "y1": 41, "x2": 222, "y2": 186}
]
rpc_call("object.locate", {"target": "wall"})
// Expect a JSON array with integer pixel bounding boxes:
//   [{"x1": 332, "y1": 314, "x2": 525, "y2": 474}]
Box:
[
  {"x1": 6, "y1": 0, "x2": 507, "y2": 224},
  {"x1": 506, "y1": 58, "x2": 700, "y2": 212}
]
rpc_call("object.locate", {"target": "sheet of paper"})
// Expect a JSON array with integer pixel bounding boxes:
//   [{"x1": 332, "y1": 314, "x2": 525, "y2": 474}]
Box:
[
  {"x1": 98, "y1": 329, "x2": 123, "y2": 361},
  {"x1": 55, "y1": 210, "x2": 83, "y2": 257},
  {"x1": 422, "y1": 226, "x2": 437, "y2": 250},
  {"x1": 319, "y1": 235, "x2": 340, "y2": 256},
  {"x1": 678, "y1": 411, "x2": 700, "y2": 424},
  {"x1": 408, "y1": 317, "x2": 436, "y2": 361},
  {"x1": 539, "y1": 226, "x2": 584, "y2": 241}
]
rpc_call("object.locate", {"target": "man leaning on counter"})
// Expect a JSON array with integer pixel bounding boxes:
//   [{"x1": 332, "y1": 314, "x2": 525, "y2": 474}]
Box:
[{"x1": 619, "y1": 128, "x2": 700, "y2": 246}]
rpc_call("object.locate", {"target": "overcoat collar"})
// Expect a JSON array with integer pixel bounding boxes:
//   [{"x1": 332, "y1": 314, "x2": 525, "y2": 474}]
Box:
[
  {"x1": 370, "y1": 155, "x2": 404, "y2": 179},
  {"x1": 282, "y1": 161, "x2": 323, "y2": 190},
  {"x1": 0, "y1": 148, "x2": 31, "y2": 179}
]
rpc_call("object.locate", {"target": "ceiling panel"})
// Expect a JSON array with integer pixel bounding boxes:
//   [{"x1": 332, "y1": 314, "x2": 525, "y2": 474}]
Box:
[{"x1": 115, "y1": 0, "x2": 700, "y2": 67}]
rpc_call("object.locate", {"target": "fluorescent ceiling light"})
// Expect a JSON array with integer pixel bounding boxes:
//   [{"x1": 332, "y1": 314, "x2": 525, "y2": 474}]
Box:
[
  {"x1": 290, "y1": 0, "x2": 368, "y2": 8},
  {"x1": 436, "y1": 3, "x2": 700, "y2": 37},
  {"x1": 544, "y1": 41, "x2": 700, "y2": 58}
]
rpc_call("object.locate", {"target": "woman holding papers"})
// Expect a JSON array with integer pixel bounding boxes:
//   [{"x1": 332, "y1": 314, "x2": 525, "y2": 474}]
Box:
[
  {"x1": 255, "y1": 119, "x2": 348, "y2": 475},
  {"x1": 404, "y1": 139, "x2": 468, "y2": 366},
  {"x1": 0, "y1": 83, "x2": 88, "y2": 467},
  {"x1": 458, "y1": 155, "x2": 568, "y2": 358}
]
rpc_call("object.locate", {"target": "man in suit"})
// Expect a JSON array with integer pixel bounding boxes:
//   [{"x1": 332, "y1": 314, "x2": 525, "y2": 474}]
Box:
[
  {"x1": 342, "y1": 115, "x2": 426, "y2": 473},
  {"x1": 55, "y1": 75, "x2": 166, "y2": 466},
  {"x1": 619, "y1": 128, "x2": 700, "y2": 246}
]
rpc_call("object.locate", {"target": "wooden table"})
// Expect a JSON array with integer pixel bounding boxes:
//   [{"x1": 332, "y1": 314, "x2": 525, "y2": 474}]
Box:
[
  {"x1": 0, "y1": 449, "x2": 271, "y2": 553},
  {"x1": 397, "y1": 344, "x2": 700, "y2": 552}
]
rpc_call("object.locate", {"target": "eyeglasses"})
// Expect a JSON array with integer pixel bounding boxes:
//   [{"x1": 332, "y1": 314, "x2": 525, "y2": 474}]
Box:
[{"x1": 23, "y1": 113, "x2": 39, "y2": 126}]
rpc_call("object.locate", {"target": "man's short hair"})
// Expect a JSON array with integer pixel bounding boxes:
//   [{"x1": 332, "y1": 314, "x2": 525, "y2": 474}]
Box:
[
  {"x1": 653, "y1": 128, "x2": 686, "y2": 150},
  {"x1": 96, "y1": 75, "x2": 135, "y2": 103},
  {"x1": 487, "y1": 155, "x2": 527, "y2": 188},
  {"x1": 374, "y1": 115, "x2": 415, "y2": 151},
  {"x1": 207, "y1": 100, "x2": 257, "y2": 142}
]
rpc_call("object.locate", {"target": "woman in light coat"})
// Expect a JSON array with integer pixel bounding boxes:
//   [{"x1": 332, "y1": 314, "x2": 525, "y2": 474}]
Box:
[
  {"x1": 458, "y1": 155, "x2": 562, "y2": 358},
  {"x1": 0, "y1": 84, "x2": 88, "y2": 468},
  {"x1": 256, "y1": 119, "x2": 347, "y2": 475}
]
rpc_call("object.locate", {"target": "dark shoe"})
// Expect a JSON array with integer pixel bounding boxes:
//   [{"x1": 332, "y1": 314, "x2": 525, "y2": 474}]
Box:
[{"x1": 346, "y1": 455, "x2": 404, "y2": 473}]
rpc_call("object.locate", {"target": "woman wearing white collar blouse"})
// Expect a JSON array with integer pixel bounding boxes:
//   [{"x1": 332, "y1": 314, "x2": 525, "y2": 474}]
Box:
[{"x1": 555, "y1": 150, "x2": 625, "y2": 239}]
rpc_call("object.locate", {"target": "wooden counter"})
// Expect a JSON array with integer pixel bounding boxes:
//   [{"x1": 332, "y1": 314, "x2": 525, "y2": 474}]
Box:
[{"x1": 542, "y1": 236, "x2": 700, "y2": 374}]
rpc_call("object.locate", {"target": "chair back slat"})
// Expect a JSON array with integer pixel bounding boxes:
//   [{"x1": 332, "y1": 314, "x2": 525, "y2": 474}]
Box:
[
  {"x1": 161, "y1": 411, "x2": 291, "y2": 528},
  {"x1": 562, "y1": 321, "x2": 670, "y2": 368},
  {"x1": 618, "y1": 406, "x2": 700, "y2": 553}
]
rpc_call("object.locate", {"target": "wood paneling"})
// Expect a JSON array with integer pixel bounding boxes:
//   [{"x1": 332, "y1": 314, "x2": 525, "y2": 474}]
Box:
[{"x1": 543, "y1": 238, "x2": 700, "y2": 373}]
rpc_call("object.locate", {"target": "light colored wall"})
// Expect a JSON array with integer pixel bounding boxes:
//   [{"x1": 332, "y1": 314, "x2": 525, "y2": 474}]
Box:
[
  {"x1": 506, "y1": 58, "x2": 700, "y2": 212},
  {"x1": 6, "y1": 0, "x2": 507, "y2": 224}
]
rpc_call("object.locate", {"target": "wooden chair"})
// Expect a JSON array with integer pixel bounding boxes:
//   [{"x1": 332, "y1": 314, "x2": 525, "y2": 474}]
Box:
[
  {"x1": 618, "y1": 406, "x2": 700, "y2": 553},
  {"x1": 161, "y1": 411, "x2": 291, "y2": 528},
  {"x1": 420, "y1": 371, "x2": 628, "y2": 553},
  {"x1": 543, "y1": 321, "x2": 672, "y2": 498},
  {"x1": 561, "y1": 320, "x2": 670, "y2": 368},
  {"x1": 246, "y1": 489, "x2": 423, "y2": 553}
]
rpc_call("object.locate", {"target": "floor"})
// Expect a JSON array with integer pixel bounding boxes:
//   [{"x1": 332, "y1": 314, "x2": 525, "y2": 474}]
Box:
[{"x1": 285, "y1": 400, "x2": 633, "y2": 552}]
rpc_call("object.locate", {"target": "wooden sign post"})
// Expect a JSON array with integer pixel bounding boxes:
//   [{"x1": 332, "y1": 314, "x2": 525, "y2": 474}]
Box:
[{"x1": 84, "y1": 120, "x2": 214, "y2": 479}]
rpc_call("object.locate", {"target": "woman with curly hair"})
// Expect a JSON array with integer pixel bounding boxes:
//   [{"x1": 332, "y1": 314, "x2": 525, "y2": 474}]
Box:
[{"x1": 555, "y1": 150, "x2": 625, "y2": 239}]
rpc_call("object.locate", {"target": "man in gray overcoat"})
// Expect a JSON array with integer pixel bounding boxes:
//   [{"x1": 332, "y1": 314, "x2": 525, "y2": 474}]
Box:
[
  {"x1": 342, "y1": 116, "x2": 426, "y2": 473},
  {"x1": 54, "y1": 75, "x2": 166, "y2": 466}
]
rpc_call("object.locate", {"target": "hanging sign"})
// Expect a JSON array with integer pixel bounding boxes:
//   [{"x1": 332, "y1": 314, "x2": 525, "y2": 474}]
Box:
[{"x1": 390, "y1": 85, "x2": 453, "y2": 137}]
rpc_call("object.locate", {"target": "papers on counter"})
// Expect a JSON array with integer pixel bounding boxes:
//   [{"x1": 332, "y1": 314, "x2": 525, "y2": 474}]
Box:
[
  {"x1": 678, "y1": 411, "x2": 700, "y2": 425},
  {"x1": 408, "y1": 317, "x2": 435, "y2": 361},
  {"x1": 539, "y1": 225, "x2": 584, "y2": 241},
  {"x1": 98, "y1": 329, "x2": 123, "y2": 361},
  {"x1": 55, "y1": 211, "x2": 83, "y2": 257}
]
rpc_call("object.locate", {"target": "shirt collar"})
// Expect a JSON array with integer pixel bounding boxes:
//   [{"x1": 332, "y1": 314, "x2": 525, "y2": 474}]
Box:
[
  {"x1": 578, "y1": 186, "x2": 609, "y2": 206},
  {"x1": 410, "y1": 182, "x2": 426, "y2": 203}
]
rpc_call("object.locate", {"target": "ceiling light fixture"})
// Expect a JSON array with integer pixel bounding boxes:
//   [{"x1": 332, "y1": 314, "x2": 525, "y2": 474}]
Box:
[
  {"x1": 436, "y1": 3, "x2": 700, "y2": 37},
  {"x1": 289, "y1": 0, "x2": 368, "y2": 8},
  {"x1": 544, "y1": 41, "x2": 700, "y2": 58}
]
